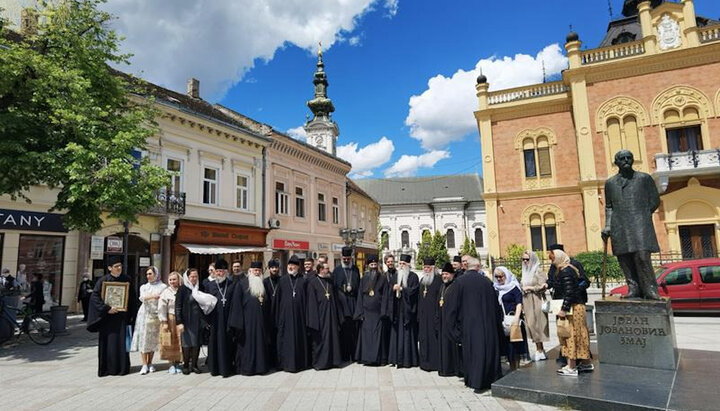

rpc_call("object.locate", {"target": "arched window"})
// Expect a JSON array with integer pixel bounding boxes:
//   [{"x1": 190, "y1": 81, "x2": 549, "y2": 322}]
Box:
[
  {"x1": 401, "y1": 231, "x2": 409, "y2": 248},
  {"x1": 515, "y1": 128, "x2": 556, "y2": 189},
  {"x1": 446, "y1": 229, "x2": 455, "y2": 249},
  {"x1": 474, "y1": 228, "x2": 484, "y2": 248},
  {"x1": 663, "y1": 108, "x2": 702, "y2": 153},
  {"x1": 380, "y1": 232, "x2": 389, "y2": 250},
  {"x1": 529, "y1": 213, "x2": 557, "y2": 251},
  {"x1": 596, "y1": 96, "x2": 649, "y2": 173},
  {"x1": 651, "y1": 86, "x2": 714, "y2": 155},
  {"x1": 606, "y1": 114, "x2": 643, "y2": 163}
]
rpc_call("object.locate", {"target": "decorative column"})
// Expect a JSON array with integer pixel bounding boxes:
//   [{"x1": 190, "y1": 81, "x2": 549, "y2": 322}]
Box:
[
  {"x1": 474, "y1": 75, "x2": 500, "y2": 257},
  {"x1": 159, "y1": 217, "x2": 176, "y2": 280},
  {"x1": 638, "y1": 1, "x2": 657, "y2": 55},
  {"x1": 682, "y1": 0, "x2": 699, "y2": 47}
]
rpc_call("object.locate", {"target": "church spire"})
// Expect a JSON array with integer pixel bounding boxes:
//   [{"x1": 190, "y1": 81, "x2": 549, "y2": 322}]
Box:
[{"x1": 303, "y1": 42, "x2": 339, "y2": 156}]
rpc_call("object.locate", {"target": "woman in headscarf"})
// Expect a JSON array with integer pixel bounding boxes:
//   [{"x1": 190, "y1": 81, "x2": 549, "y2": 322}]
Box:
[
  {"x1": 553, "y1": 250, "x2": 590, "y2": 377},
  {"x1": 175, "y1": 268, "x2": 216, "y2": 375},
  {"x1": 493, "y1": 266, "x2": 529, "y2": 370},
  {"x1": 131, "y1": 266, "x2": 167, "y2": 374},
  {"x1": 158, "y1": 271, "x2": 183, "y2": 374},
  {"x1": 521, "y1": 250, "x2": 549, "y2": 361}
]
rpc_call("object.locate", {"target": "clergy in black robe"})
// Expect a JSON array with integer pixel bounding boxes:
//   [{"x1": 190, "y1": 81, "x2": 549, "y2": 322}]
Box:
[
  {"x1": 388, "y1": 254, "x2": 419, "y2": 368},
  {"x1": 303, "y1": 258, "x2": 317, "y2": 280},
  {"x1": 306, "y1": 262, "x2": 344, "y2": 370},
  {"x1": 87, "y1": 256, "x2": 138, "y2": 377},
  {"x1": 438, "y1": 263, "x2": 463, "y2": 377},
  {"x1": 263, "y1": 259, "x2": 281, "y2": 369},
  {"x1": 447, "y1": 262, "x2": 502, "y2": 392},
  {"x1": 380, "y1": 255, "x2": 394, "y2": 365},
  {"x1": 228, "y1": 264, "x2": 272, "y2": 376},
  {"x1": 205, "y1": 259, "x2": 235, "y2": 377},
  {"x1": 452, "y1": 255, "x2": 465, "y2": 279},
  {"x1": 417, "y1": 258, "x2": 442, "y2": 372},
  {"x1": 273, "y1": 255, "x2": 309, "y2": 372},
  {"x1": 353, "y1": 255, "x2": 390, "y2": 366},
  {"x1": 333, "y1": 246, "x2": 360, "y2": 362},
  {"x1": 175, "y1": 268, "x2": 208, "y2": 374}
]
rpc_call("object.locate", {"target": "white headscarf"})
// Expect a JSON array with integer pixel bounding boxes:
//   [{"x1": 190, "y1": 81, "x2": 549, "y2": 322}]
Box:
[
  {"x1": 493, "y1": 266, "x2": 521, "y2": 307},
  {"x1": 147, "y1": 266, "x2": 163, "y2": 286},
  {"x1": 183, "y1": 270, "x2": 217, "y2": 315},
  {"x1": 521, "y1": 250, "x2": 541, "y2": 286}
]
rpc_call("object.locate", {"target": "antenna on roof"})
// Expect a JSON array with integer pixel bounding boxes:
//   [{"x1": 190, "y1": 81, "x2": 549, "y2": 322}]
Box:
[
  {"x1": 607, "y1": 0, "x2": 614, "y2": 19},
  {"x1": 542, "y1": 59, "x2": 546, "y2": 83}
]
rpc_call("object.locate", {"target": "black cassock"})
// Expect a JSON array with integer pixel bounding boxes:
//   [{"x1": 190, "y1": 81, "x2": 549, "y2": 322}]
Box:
[
  {"x1": 263, "y1": 275, "x2": 280, "y2": 369},
  {"x1": 353, "y1": 270, "x2": 390, "y2": 365},
  {"x1": 418, "y1": 274, "x2": 442, "y2": 371},
  {"x1": 228, "y1": 277, "x2": 272, "y2": 376},
  {"x1": 438, "y1": 280, "x2": 463, "y2": 377},
  {"x1": 306, "y1": 275, "x2": 344, "y2": 370},
  {"x1": 206, "y1": 278, "x2": 235, "y2": 377},
  {"x1": 387, "y1": 270, "x2": 419, "y2": 368},
  {"x1": 447, "y1": 270, "x2": 502, "y2": 391},
  {"x1": 273, "y1": 274, "x2": 309, "y2": 372},
  {"x1": 87, "y1": 273, "x2": 138, "y2": 377},
  {"x1": 333, "y1": 265, "x2": 360, "y2": 361}
]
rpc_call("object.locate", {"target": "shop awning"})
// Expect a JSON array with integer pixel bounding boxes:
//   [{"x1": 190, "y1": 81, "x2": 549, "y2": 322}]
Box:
[{"x1": 180, "y1": 244, "x2": 272, "y2": 255}]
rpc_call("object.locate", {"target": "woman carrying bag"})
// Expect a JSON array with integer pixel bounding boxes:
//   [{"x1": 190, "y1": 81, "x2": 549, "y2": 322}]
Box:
[
  {"x1": 520, "y1": 250, "x2": 549, "y2": 361},
  {"x1": 493, "y1": 266, "x2": 529, "y2": 371},
  {"x1": 157, "y1": 272, "x2": 183, "y2": 374},
  {"x1": 553, "y1": 250, "x2": 591, "y2": 377}
]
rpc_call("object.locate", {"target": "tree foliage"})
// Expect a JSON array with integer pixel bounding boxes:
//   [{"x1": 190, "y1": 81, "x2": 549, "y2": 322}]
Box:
[
  {"x1": 0, "y1": 0, "x2": 168, "y2": 232},
  {"x1": 416, "y1": 230, "x2": 449, "y2": 269},
  {"x1": 503, "y1": 243, "x2": 526, "y2": 280},
  {"x1": 574, "y1": 251, "x2": 624, "y2": 280},
  {"x1": 415, "y1": 230, "x2": 432, "y2": 269},
  {"x1": 459, "y1": 236, "x2": 478, "y2": 258}
]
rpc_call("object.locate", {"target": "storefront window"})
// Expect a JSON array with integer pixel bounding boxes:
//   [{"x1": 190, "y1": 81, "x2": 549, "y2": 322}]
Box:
[{"x1": 18, "y1": 235, "x2": 64, "y2": 308}]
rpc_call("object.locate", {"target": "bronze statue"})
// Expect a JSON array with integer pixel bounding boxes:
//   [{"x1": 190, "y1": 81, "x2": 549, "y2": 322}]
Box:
[{"x1": 602, "y1": 150, "x2": 661, "y2": 300}]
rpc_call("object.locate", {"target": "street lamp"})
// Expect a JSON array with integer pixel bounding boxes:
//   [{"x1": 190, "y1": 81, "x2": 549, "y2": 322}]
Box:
[{"x1": 340, "y1": 227, "x2": 365, "y2": 256}]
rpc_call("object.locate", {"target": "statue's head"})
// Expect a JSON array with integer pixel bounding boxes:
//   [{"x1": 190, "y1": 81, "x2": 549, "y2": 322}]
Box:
[{"x1": 614, "y1": 150, "x2": 634, "y2": 172}]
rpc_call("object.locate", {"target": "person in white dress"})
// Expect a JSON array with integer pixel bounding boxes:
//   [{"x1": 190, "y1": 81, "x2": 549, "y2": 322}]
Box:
[{"x1": 131, "y1": 266, "x2": 167, "y2": 374}]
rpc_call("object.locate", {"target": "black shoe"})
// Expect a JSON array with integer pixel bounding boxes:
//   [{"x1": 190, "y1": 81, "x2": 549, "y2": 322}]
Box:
[
  {"x1": 182, "y1": 366, "x2": 190, "y2": 375},
  {"x1": 192, "y1": 366, "x2": 203, "y2": 374}
]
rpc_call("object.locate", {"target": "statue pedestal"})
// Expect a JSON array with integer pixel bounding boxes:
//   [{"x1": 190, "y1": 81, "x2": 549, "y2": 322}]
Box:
[{"x1": 595, "y1": 298, "x2": 678, "y2": 370}]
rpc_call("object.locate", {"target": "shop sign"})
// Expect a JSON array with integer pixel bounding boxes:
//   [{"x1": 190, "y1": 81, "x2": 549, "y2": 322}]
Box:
[
  {"x1": 106, "y1": 236, "x2": 123, "y2": 253},
  {"x1": 139, "y1": 257, "x2": 151, "y2": 267},
  {"x1": 90, "y1": 236, "x2": 104, "y2": 260},
  {"x1": 318, "y1": 243, "x2": 329, "y2": 251},
  {"x1": 273, "y1": 239, "x2": 309, "y2": 250},
  {"x1": 176, "y1": 220, "x2": 266, "y2": 246},
  {"x1": 332, "y1": 243, "x2": 346, "y2": 252},
  {"x1": 0, "y1": 209, "x2": 67, "y2": 232}
]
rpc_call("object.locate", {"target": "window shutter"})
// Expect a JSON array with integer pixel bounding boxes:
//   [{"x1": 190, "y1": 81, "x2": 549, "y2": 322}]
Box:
[{"x1": 537, "y1": 147, "x2": 552, "y2": 176}]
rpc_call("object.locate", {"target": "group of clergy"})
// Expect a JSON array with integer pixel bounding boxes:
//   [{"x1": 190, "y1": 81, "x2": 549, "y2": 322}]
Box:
[{"x1": 88, "y1": 247, "x2": 503, "y2": 392}]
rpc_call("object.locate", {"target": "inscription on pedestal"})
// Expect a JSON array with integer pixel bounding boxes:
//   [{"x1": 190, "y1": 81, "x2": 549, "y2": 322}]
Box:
[{"x1": 595, "y1": 299, "x2": 678, "y2": 370}]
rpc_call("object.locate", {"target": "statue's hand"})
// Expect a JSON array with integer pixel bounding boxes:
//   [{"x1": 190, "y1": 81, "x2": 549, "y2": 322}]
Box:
[{"x1": 601, "y1": 228, "x2": 611, "y2": 242}]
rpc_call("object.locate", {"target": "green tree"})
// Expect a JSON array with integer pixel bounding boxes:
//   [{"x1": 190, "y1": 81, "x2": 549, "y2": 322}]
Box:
[
  {"x1": 504, "y1": 243, "x2": 526, "y2": 280},
  {"x1": 415, "y1": 230, "x2": 432, "y2": 269},
  {"x1": 459, "y1": 236, "x2": 478, "y2": 258},
  {"x1": 0, "y1": 0, "x2": 168, "y2": 232},
  {"x1": 574, "y1": 251, "x2": 623, "y2": 281},
  {"x1": 429, "y1": 230, "x2": 450, "y2": 269}
]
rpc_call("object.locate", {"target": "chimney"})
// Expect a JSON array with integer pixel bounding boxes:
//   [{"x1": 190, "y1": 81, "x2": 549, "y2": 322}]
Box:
[
  {"x1": 187, "y1": 78, "x2": 200, "y2": 99},
  {"x1": 20, "y1": 9, "x2": 38, "y2": 36}
]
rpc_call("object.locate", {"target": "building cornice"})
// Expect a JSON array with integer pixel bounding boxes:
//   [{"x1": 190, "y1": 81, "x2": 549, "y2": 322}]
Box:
[{"x1": 269, "y1": 133, "x2": 351, "y2": 176}]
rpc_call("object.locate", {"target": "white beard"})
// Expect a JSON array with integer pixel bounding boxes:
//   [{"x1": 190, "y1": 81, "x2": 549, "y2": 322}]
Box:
[
  {"x1": 287, "y1": 270, "x2": 298, "y2": 276},
  {"x1": 419, "y1": 272, "x2": 435, "y2": 286},
  {"x1": 397, "y1": 266, "x2": 409, "y2": 288},
  {"x1": 248, "y1": 275, "x2": 265, "y2": 298},
  {"x1": 341, "y1": 262, "x2": 351, "y2": 269}
]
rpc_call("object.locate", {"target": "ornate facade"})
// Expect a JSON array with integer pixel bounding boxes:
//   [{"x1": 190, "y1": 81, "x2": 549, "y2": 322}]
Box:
[{"x1": 475, "y1": 0, "x2": 720, "y2": 259}]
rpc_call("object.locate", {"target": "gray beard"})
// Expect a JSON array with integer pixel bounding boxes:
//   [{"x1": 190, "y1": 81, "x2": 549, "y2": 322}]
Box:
[
  {"x1": 397, "y1": 267, "x2": 409, "y2": 288},
  {"x1": 248, "y1": 275, "x2": 265, "y2": 298},
  {"x1": 420, "y1": 272, "x2": 434, "y2": 286}
]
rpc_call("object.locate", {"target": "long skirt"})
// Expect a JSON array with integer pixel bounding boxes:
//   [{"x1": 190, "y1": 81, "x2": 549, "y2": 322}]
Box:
[
  {"x1": 560, "y1": 304, "x2": 590, "y2": 360},
  {"x1": 160, "y1": 314, "x2": 183, "y2": 363}
]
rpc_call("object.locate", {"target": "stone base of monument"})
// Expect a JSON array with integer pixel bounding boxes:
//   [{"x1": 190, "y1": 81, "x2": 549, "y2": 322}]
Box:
[
  {"x1": 492, "y1": 344, "x2": 719, "y2": 410},
  {"x1": 595, "y1": 298, "x2": 678, "y2": 370}
]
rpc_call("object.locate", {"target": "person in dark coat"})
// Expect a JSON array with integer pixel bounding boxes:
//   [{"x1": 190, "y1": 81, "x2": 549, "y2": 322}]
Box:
[
  {"x1": 379, "y1": 255, "x2": 394, "y2": 365},
  {"x1": 353, "y1": 254, "x2": 390, "y2": 365},
  {"x1": 263, "y1": 259, "x2": 281, "y2": 369},
  {"x1": 452, "y1": 255, "x2": 465, "y2": 279},
  {"x1": 446, "y1": 257, "x2": 502, "y2": 392},
  {"x1": 273, "y1": 255, "x2": 309, "y2": 372},
  {"x1": 417, "y1": 257, "x2": 442, "y2": 371},
  {"x1": 86, "y1": 255, "x2": 138, "y2": 377},
  {"x1": 303, "y1": 257, "x2": 316, "y2": 280},
  {"x1": 228, "y1": 263, "x2": 272, "y2": 376},
  {"x1": 438, "y1": 263, "x2": 463, "y2": 377},
  {"x1": 333, "y1": 246, "x2": 360, "y2": 362},
  {"x1": 28, "y1": 273, "x2": 45, "y2": 314},
  {"x1": 387, "y1": 253, "x2": 419, "y2": 368},
  {"x1": 205, "y1": 259, "x2": 235, "y2": 377},
  {"x1": 306, "y1": 262, "x2": 344, "y2": 370},
  {"x1": 493, "y1": 266, "x2": 529, "y2": 371},
  {"x1": 175, "y1": 268, "x2": 212, "y2": 374},
  {"x1": 77, "y1": 275, "x2": 94, "y2": 322}
]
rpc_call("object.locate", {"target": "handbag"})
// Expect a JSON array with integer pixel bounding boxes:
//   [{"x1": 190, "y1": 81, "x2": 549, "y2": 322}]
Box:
[
  {"x1": 509, "y1": 322, "x2": 523, "y2": 342},
  {"x1": 557, "y1": 317, "x2": 572, "y2": 339},
  {"x1": 500, "y1": 302, "x2": 520, "y2": 337},
  {"x1": 548, "y1": 299, "x2": 572, "y2": 315},
  {"x1": 159, "y1": 326, "x2": 173, "y2": 347},
  {"x1": 541, "y1": 299, "x2": 551, "y2": 314}
]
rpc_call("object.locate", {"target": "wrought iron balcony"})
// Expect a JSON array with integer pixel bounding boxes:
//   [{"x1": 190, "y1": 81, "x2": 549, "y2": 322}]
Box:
[
  {"x1": 147, "y1": 189, "x2": 186, "y2": 215},
  {"x1": 654, "y1": 149, "x2": 720, "y2": 192}
]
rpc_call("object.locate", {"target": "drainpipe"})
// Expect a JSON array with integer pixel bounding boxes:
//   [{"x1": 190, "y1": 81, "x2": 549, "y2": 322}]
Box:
[
  {"x1": 463, "y1": 201, "x2": 470, "y2": 242},
  {"x1": 428, "y1": 203, "x2": 435, "y2": 233},
  {"x1": 261, "y1": 147, "x2": 267, "y2": 228}
]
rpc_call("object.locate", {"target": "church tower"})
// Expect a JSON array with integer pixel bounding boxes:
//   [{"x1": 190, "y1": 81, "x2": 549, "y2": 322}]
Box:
[{"x1": 303, "y1": 45, "x2": 339, "y2": 156}]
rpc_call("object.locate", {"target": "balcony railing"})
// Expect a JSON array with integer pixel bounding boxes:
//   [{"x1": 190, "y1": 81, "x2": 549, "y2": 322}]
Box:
[
  {"x1": 487, "y1": 81, "x2": 568, "y2": 105},
  {"x1": 148, "y1": 189, "x2": 186, "y2": 215},
  {"x1": 655, "y1": 149, "x2": 720, "y2": 173},
  {"x1": 699, "y1": 25, "x2": 720, "y2": 44},
  {"x1": 581, "y1": 40, "x2": 645, "y2": 65}
]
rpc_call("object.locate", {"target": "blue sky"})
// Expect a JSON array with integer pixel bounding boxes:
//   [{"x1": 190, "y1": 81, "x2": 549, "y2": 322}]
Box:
[{"x1": 99, "y1": 0, "x2": 720, "y2": 179}]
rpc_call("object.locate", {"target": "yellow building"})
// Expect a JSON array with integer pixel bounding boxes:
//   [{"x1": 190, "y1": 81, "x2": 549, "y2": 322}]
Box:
[{"x1": 475, "y1": 0, "x2": 720, "y2": 259}]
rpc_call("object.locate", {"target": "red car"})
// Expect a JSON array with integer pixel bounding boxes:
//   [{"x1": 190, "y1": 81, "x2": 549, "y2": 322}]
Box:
[{"x1": 610, "y1": 258, "x2": 720, "y2": 312}]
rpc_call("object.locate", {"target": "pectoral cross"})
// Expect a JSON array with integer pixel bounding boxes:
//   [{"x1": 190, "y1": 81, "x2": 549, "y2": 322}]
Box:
[
  {"x1": 324, "y1": 291, "x2": 330, "y2": 300},
  {"x1": 221, "y1": 298, "x2": 227, "y2": 305},
  {"x1": 369, "y1": 289, "x2": 375, "y2": 297},
  {"x1": 439, "y1": 298, "x2": 444, "y2": 308},
  {"x1": 293, "y1": 291, "x2": 296, "y2": 298},
  {"x1": 423, "y1": 286, "x2": 428, "y2": 298},
  {"x1": 258, "y1": 295, "x2": 264, "y2": 305}
]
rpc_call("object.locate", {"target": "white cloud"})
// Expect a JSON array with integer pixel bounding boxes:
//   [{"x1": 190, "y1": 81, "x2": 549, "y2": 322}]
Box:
[
  {"x1": 102, "y1": 0, "x2": 398, "y2": 99},
  {"x1": 337, "y1": 137, "x2": 395, "y2": 178},
  {"x1": 384, "y1": 150, "x2": 450, "y2": 177},
  {"x1": 286, "y1": 126, "x2": 307, "y2": 141},
  {"x1": 384, "y1": 0, "x2": 399, "y2": 17},
  {"x1": 404, "y1": 44, "x2": 568, "y2": 150}
]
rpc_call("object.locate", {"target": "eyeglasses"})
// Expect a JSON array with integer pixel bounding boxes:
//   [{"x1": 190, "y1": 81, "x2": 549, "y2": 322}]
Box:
[
  {"x1": 494, "y1": 275, "x2": 504, "y2": 279},
  {"x1": 522, "y1": 258, "x2": 530, "y2": 261}
]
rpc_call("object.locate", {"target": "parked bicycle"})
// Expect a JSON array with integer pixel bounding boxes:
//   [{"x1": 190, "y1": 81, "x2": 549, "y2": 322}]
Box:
[{"x1": 0, "y1": 296, "x2": 55, "y2": 345}]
